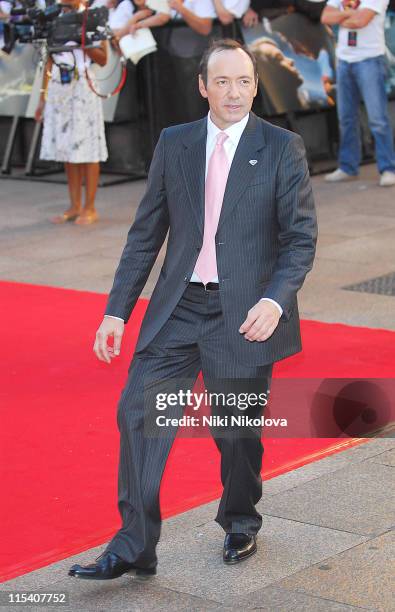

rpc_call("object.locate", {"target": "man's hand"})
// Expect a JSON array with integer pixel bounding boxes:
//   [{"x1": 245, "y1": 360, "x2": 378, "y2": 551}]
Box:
[
  {"x1": 239, "y1": 301, "x2": 281, "y2": 342},
  {"x1": 93, "y1": 317, "x2": 125, "y2": 363}
]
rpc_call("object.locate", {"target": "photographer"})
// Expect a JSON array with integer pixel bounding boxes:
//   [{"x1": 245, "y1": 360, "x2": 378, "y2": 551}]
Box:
[{"x1": 35, "y1": 0, "x2": 108, "y2": 225}]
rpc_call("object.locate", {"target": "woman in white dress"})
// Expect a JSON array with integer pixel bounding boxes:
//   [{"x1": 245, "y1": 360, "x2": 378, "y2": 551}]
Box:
[{"x1": 35, "y1": 0, "x2": 108, "y2": 225}]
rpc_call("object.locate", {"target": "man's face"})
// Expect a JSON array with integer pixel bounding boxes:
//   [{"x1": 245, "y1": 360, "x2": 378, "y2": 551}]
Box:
[{"x1": 198, "y1": 48, "x2": 258, "y2": 130}]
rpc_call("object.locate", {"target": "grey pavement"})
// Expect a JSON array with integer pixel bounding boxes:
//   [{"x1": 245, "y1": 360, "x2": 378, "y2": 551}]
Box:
[
  {"x1": 0, "y1": 438, "x2": 393, "y2": 611},
  {"x1": 1, "y1": 162, "x2": 395, "y2": 328},
  {"x1": 1, "y1": 163, "x2": 394, "y2": 611}
]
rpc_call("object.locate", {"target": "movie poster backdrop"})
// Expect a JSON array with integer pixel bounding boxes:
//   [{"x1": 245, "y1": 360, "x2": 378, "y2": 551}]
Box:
[{"x1": 241, "y1": 10, "x2": 336, "y2": 116}]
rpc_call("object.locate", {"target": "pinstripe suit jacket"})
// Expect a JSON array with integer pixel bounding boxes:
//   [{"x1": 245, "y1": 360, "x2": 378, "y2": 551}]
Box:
[{"x1": 105, "y1": 111, "x2": 317, "y2": 365}]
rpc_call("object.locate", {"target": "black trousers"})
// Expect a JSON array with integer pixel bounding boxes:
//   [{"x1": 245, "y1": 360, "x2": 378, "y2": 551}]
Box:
[{"x1": 103, "y1": 283, "x2": 273, "y2": 568}]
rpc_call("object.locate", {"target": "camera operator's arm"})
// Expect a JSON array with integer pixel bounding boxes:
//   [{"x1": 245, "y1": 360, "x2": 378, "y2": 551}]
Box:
[
  {"x1": 35, "y1": 56, "x2": 53, "y2": 123},
  {"x1": 85, "y1": 39, "x2": 107, "y2": 66}
]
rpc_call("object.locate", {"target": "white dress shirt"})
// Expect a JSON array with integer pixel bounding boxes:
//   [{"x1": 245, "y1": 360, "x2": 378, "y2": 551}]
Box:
[
  {"x1": 190, "y1": 111, "x2": 282, "y2": 316},
  {"x1": 106, "y1": 111, "x2": 283, "y2": 321},
  {"x1": 190, "y1": 110, "x2": 249, "y2": 282}
]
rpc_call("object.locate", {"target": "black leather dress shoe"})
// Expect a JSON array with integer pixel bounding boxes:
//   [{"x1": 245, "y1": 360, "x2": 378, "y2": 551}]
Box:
[
  {"x1": 223, "y1": 533, "x2": 257, "y2": 564},
  {"x1": 68, "y1": 552, "x2": 156, "y2": 580}
]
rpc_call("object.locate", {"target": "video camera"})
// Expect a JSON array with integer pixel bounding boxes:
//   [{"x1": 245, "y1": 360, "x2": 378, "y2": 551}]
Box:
[{"x1": 2, "y1": 0, "x2": 109, "y2": 55}]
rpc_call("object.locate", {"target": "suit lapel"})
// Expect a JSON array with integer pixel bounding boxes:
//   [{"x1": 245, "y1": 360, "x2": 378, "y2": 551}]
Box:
[
  {"x1": 179, "y1": 113, "x2": 267, "y2": 238},
  {"x1": 179, "y1": 117, "x2": 207, "y2": 239},
  {"x1": 217, "y1": 113, "x2": 267, "y2": 232}
]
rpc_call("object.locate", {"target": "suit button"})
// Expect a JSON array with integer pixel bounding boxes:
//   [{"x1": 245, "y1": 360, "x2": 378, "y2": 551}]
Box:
[
  {"x1": 184, "y1": 276, "x2": 188, "y2": 283},
  {"x1": 196, "y1": 246, "x2": 201, "y2": 251}
]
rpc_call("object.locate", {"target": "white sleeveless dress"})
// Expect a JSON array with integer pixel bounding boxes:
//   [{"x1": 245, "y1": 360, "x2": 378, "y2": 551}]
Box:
[{"x1": 40, "y1": 47, "x2": 108, "y2": 163}]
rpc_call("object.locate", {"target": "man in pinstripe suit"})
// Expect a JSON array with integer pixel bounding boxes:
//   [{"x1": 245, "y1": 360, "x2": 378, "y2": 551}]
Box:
[{"x1": 69, "y1": 38, "x2": 317, "y2": 580}]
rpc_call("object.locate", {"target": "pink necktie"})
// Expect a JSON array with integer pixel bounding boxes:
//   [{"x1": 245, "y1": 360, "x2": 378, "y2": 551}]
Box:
[{"x1": 195, "y1": 131, "x2": 230, "y2": 285}]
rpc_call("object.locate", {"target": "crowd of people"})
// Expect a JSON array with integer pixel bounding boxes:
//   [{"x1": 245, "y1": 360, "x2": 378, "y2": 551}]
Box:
[
  {"x1": 28, "y1": 0, "x2": 294, "y2": 226},
  {"x1": 96, "y1": 0, "x2": 269, "y2": 39},
  {"x1": 0, "y1": 0, "x2": 275, "y2": 225},
  {"x1": 0, "y1": 0, "x2": 268, "y2": 38},
  {"x1": 1, "y1": 0, "x2": 394, "y2": 223}
]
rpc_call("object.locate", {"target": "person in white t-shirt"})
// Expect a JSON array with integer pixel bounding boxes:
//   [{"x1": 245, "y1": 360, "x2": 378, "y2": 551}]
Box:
[
  {"x1": 213, "y1": 0, "x2": 250, "y2": 25},
  {"x1": 322, "y1": 0, "x2": 395, "y2": 186},
  {"x1": 107, "y1": 0, "x2": 134, "y2": 31},
  {"x1": 111, "y1": 0, "x2": 170, "y2": 41},
  {"x1": 169, "y1": 0, "x2": 216, "y2": 35}
]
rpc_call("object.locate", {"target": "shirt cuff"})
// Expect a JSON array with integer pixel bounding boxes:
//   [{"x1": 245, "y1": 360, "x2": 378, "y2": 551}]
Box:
[
  {"x1": 104, "y1": 315, "x2": 125, "y2": 322},
  {"x1": 259, "y1": 298, "x2": 283, "y2": 316}
]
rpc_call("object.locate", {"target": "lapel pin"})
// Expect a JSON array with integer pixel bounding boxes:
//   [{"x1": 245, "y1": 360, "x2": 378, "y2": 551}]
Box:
[{"x1": 249, "y1": 160, "x2": 258, "y2": 165}]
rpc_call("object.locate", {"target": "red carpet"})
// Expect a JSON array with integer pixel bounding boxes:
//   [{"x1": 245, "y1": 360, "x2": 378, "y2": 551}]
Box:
[{"x1": 1, "y1": 281, "x2": 394, "y2": 582}]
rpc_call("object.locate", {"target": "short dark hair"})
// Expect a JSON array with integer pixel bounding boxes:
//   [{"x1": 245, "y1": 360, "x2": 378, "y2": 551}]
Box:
[{"x1": 199, "y1": 39, "x2": 258, "y2": 87}]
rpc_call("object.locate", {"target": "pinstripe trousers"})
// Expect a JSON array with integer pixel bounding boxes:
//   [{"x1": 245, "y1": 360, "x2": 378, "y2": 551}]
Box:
[{"x1": 103, "y1": 283, "x2": 273, "y2": 568}]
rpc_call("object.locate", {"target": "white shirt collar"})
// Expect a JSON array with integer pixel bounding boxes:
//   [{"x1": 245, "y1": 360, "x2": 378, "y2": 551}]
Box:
[{"x1": 206, "y1": 111, "x2": 250, "y2": 147}]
